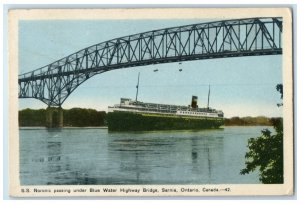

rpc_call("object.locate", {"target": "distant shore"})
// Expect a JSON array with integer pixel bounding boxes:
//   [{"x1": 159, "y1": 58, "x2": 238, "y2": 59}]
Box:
[
  {"x1": 224, "y1": 116, "x2": 274, "y2": 126},
  {"x1": 19, "y1": 108, "x2": 280, "y2": 128},
  {"x1": 19, "y1": 108, "x2": 106, "y2": 127},
  {"x1": 19, "y1": 126, "x2": 108, "y2": 129}
]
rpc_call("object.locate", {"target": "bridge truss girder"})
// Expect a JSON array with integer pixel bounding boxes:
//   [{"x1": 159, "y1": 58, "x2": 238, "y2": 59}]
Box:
[{"x1": 18, "y1": 17, "x2": 282, "y2": 107}]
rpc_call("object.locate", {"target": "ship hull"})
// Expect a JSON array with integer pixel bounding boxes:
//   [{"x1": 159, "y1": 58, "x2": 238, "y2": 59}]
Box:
[{"x1": 107, "y1": 111, "x2": 224, "y2": 131}]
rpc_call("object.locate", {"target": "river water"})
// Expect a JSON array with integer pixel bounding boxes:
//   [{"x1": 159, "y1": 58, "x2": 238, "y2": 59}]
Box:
[{"x1": 19, "y1": 126, "x2": 269, "y2": 185}]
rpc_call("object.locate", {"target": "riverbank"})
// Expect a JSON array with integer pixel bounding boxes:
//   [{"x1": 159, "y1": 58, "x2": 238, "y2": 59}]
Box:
[
  {"x1": 19, "y1": 126, "x2": 108, "y2": 130},
  {"x1": 19, "y1": 108, "x2": 106, "y2": 127},
  {"x1": 224, "y1": 116, "x2": 274, "y2": 126},
  {"x1": 19, "y1": 108, "x2": 279, "y2": 127}
]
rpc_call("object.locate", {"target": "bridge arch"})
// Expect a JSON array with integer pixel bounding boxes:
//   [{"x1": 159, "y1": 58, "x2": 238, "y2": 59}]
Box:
[{"x1": 18, "y1": 17, "x2": 282, "y2": 107}]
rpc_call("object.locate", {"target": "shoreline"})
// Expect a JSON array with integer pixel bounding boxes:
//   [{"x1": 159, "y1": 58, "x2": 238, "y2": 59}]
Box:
[
  {"x1": 19, "y1": 125, "x2": 273, "y2": 130},
  {"x1": 19, "y1": 126, "x2": 108, "y2": 130}
]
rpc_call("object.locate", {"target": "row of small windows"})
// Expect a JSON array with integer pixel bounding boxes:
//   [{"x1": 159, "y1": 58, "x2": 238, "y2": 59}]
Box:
[{"x1": 179, "y1": 111, "x2": 206, "y2": 115}]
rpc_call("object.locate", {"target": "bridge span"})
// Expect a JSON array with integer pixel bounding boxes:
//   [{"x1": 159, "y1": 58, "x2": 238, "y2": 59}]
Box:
[{"x1": 18, "y1": 17, "x2": 282, "y2": 127}]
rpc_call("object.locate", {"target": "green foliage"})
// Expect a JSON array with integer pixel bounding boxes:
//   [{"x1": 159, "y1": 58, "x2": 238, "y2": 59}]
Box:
[
  {"x1": 276, "y1": 84, "x2": 283, "y2": 99},
  {"x1": 19, "y1": 108, "x2": 46, "y2": 126},
  {"x1": 240, "y1": 84, "x2": 283, "y2": 184},
  {"x1": 63, "y1": 108, "x2": 106, "y2": 127},
  {"x1": 225, "y1": 116, "x2": 272, "y2": 126},
  {"x1": 240, "y1": 118, "x2": 283, "y2": 183},
  {"x1": 19, "y1": 108, "x2": 106, "y2": 127},
  {"x1": 276, "y1": 84, "x2": 283, "y2": 107}
]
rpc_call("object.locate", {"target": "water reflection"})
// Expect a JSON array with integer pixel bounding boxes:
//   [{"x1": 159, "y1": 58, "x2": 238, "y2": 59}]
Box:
[
  {"x1": 188, "y1": 134, "x2": 224, "y2": 183},
  {"x1": 20, "y1": 127, "x2": 261, "y2": 185},
  {"x1": 46, "y1": 128, "x2": 62, "y2": 133},
  {"x1": 107, "y1": 131, "x2": 224, "y2": 184},
  {"x1": 44, "y1": 132, "x2": 99, "y2": 185},
  {"x1": 108, "y1": 136, "x2": 158, "y2": 184}
]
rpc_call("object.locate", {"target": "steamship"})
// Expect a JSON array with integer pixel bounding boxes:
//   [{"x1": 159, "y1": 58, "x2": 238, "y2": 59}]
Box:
[{"x1": 107, "y1": 74, "x2": 224, "y2": 131}]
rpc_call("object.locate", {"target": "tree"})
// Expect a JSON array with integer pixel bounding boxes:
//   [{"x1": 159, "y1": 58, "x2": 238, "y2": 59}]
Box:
[
  {"x1": 276, "y1": 84, "x2": 283, "y2": 107},
  {"x1": 240, "y1": 84, "x2": 283, "y2": 184}
]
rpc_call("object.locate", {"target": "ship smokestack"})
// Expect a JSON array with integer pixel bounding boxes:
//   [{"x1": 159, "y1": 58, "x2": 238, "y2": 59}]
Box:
[{"x1": 191, "y1": 96, "x2": 198, "y2": 109}]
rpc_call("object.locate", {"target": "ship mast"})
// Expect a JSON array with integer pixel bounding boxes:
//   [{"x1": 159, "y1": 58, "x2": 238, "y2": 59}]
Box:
[
  {"x1": 135, "y1": 72, "x2": 140, "y2": 102},
  {"x1": 207, "y1": 84, "x2": 210, "y2": 110}
]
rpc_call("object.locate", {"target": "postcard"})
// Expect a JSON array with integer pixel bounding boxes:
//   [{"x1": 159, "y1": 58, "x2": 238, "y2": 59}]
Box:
[{"x1": 8, "y1": 8, "x2": 293, "y2": 196}]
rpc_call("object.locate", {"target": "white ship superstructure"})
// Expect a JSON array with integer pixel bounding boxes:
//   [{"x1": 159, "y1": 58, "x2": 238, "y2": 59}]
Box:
[{"x1": 108, "y1": 97, "x2": 224, "y2": 119}]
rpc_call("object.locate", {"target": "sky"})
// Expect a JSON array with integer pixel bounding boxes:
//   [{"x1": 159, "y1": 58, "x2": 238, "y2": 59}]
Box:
[{"x1": 18, "y1": 19, "x2": 283, "y2": 118}]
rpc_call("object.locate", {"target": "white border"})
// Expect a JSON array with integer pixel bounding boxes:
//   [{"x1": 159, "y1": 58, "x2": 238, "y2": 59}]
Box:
[{"x1": 1, "y1": 1, "x2": 298, "y2": 202}]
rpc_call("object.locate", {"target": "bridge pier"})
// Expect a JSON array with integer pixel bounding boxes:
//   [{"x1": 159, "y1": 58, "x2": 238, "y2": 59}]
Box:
[{"x1": 46, "y1": 107, "x2": 63, "y2": 128}]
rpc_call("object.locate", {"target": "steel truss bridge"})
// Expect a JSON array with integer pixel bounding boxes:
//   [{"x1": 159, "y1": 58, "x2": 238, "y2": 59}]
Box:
[{"x1": 19, "y1": 17, "x2": 282, "y2": 107}]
